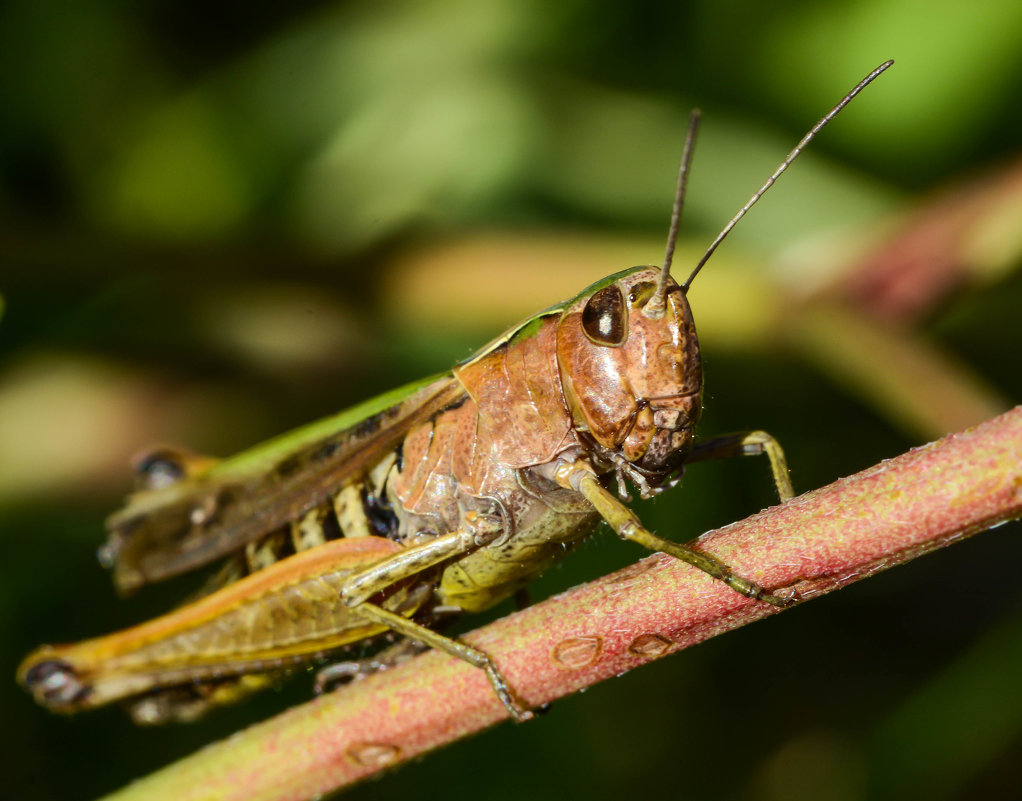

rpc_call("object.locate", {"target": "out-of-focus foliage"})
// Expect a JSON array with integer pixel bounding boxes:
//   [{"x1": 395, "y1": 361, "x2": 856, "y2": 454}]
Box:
[{"x1": 3, "y1": 2, "x2": 1022, "y2": 800}]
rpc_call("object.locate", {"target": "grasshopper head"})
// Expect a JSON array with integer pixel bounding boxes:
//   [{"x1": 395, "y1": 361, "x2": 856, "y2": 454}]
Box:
[
  {"x1": 556, "y1": 266, "x2": 701, "y2": 481},
  {"x1": 552, "y1": 61, "x2": 898, "y2": 483}
]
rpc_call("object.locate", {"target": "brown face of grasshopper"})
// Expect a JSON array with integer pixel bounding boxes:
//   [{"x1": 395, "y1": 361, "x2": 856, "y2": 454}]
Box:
[{"x1": 557, "y1": 267, "x2": 702, "y2": 481}]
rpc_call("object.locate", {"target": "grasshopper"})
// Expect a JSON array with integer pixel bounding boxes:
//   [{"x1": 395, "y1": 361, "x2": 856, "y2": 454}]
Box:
[{"x1": 18, "y1": 61, "x2": 892, "y2": 724}]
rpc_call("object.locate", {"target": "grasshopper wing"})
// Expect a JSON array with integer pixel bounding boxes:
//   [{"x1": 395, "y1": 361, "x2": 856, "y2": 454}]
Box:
[{"x1": 105, "y1": 374, "x2": 465, "y2": 592}]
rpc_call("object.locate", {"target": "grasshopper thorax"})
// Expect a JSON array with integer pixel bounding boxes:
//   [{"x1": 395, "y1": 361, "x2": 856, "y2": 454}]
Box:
[{"x1": 556, "y1": 265, "x2": 701, "y2": 490}]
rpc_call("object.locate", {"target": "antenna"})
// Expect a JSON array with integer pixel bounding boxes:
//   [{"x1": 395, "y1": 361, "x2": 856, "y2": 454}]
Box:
[
  {"x1": 645, "y1": 109, "x2": 701, "y2": 317},
  {"x1": 679, "y1": 59, "x2": 894, "y2": 293}
]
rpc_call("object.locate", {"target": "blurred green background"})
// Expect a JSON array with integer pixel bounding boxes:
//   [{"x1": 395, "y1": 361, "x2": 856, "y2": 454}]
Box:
[{"x1": 3, "y1": 1, "x2": 1022, "y2": 800}]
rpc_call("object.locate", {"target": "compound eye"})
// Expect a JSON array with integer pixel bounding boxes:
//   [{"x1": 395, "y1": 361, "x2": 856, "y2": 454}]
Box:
[{"x1": 581, "y1": 285, "x2": 627, "y2": 346}]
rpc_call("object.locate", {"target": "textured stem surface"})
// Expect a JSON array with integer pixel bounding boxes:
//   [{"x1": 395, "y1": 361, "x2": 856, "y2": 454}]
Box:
[{"x1": 103, "y1": 408, "x2": 1022, "y2": 801}]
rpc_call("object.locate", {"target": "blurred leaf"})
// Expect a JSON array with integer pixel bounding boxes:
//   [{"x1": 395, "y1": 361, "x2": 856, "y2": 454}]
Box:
[
  {"x1": 98, "y1": 94, "x2": 253, "y2": 239},
  {"x1": 870, "y1": 607, "x2": 1022, "y2": 800},
  {"x1": 759, "y1": 0, "x2": 1022, "y2": 173}
]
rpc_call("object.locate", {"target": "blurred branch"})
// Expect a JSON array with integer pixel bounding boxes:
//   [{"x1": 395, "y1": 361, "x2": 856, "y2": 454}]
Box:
[
  {"x1": 786, "y1": 302, "x2": 1006, "y2": 440},
  {"x1": 783, "y1": 157, "x2": 1022, "y2": 438},
  {"x1": 825, "y1": 156, "x2": 1022, "y2": 324},
  {"x1": 102, "y1": 407, "x2": 1022, "y2": 801}
]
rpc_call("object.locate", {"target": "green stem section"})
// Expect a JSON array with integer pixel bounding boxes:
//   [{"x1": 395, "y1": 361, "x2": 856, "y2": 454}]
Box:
[{"x1": 103, "y1": 408, "x2": 1022, "y2": 801}]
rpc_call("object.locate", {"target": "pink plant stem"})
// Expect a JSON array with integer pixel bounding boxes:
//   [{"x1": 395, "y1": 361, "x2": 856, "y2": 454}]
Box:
[{"x1": 103, "y1": 407, "x2": 1022, "y2": 801}]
